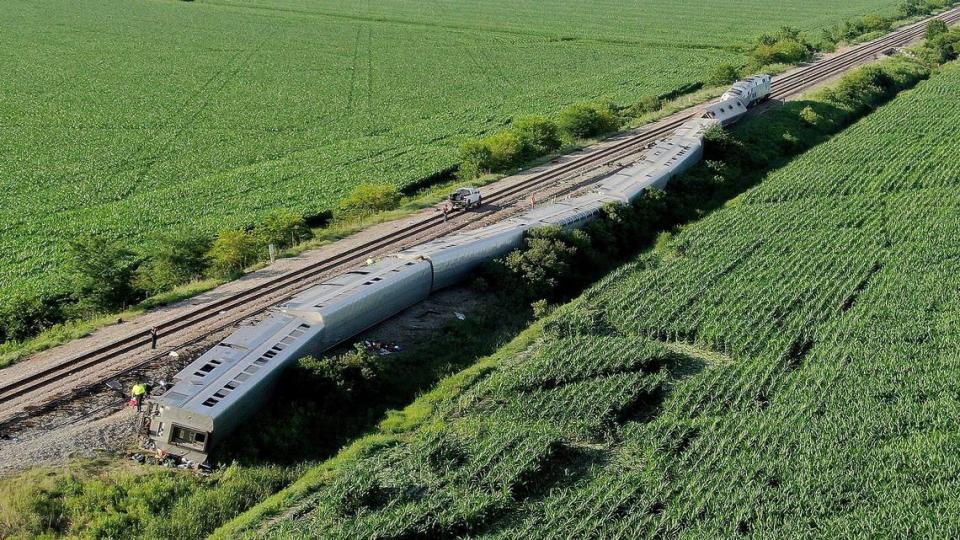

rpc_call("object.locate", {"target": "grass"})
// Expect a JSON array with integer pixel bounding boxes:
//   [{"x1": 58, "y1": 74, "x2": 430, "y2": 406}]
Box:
[
  {"x1": 0, "y1": 0, "x2": 909, "y2": 323},
  {"x1": 0, "y1": 459, "x2": 302, "y2": 540}
]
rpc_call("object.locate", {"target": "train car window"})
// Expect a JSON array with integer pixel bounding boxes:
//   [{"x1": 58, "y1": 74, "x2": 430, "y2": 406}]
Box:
[{"x1": 172, "y1": 425, "x2": 208, "y2": 451}]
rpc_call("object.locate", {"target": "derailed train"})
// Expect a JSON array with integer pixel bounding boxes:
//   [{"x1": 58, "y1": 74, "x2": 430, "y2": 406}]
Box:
[{"x1": 147, "y1": 75, "x2": 772, "y2": 462}]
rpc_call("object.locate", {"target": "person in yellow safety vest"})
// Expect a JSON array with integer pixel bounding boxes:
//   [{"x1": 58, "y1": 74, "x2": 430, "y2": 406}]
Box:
[{"x1": 132, "y1": 383, "x2": 147, "y2": 412}]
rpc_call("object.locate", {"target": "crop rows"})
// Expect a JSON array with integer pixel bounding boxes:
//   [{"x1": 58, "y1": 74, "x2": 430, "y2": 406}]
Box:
[
  {"x1": 0, "y1": 0, "x2": 901, "y2": 314},
  {"x1": 264, "y1": 62, "x2": 960, "y2": 537}
]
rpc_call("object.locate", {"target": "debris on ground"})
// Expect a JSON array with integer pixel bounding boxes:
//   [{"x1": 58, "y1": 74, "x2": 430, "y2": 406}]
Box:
[{"x1": 361, "y1": 340, "x2": 402, "y2": 356}]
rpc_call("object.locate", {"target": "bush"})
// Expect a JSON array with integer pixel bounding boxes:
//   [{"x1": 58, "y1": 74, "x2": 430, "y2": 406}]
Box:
[
  {"x1": 458, "y1": 139, "x2": 495, "y2": 179},
  {"x1": 925, "y1": 19, "x2": 949, "y2": 40},
  {"x1": 921, "y1": 27, "x2": 960, "y2": 64},
  {"x1": 799, "y1": 105, "x2": 821, "y2": 126},
  {"x1": 254, "y1": 209, "x2": 312, "y2": 249},
  {"x1": 557, "y1": 102, "x2": 619, "y2": 139},
  {"x1": 750, "y1": 27, "x2": 813, "y2": 67},
  {"x1": 626, "y1": 95, "x2": 662, "y2": 117},
  {"x1": 338, "y1": 184, "x2": 402, "y2": 217},
  {"x1": 512, "y1": 115, "x2": 562, "y2": 156},
  {"x1": 483, "y1": 130, "x2": 525, "y2": 170},
  {"x1": 0, "y1": 294, "x2": 67, "y2": 344},
  {"x1": 66, "y1": 234, "x2": 141, "y2": 313},
  {"x1": 207, "y1": 230, "x2": 257, "y2": 278},
  {"x1": 134, "y1": 231, "x2": 211, "y2": 295},
  {"x1": 900, "y1": 0, "x2": 950, "y2": 17},
  {"x1": 294, "y1": 348, "x2": 381, "y2": 402},
  {"x1": 500, "y1": 227, "x2": 580, "y2": 301},
  {"x1": 706, "y1": 64, "x2": 741, "y2": 87}
]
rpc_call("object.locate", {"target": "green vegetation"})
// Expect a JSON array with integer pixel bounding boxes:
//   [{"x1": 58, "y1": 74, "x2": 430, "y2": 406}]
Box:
[
  {"x1": 337, "y1": 184, "x2": 402, "y2": 219},
  {"x1": 133, "y1": 232, "x2": 211, "y2": 295},
  {"x1": 705, "y1": 63, "x2": 742, "y2": 87},
  {"x1": 748, "y1": 26, "x2": 815, "y2": 68},
  {"x1": 2, "y1": 5, "x2": 959, "y2": 538},
  {"x1": 458, "y1": 105, "x2": 616, "y2": 179},
  {"x1": 0, "y1": 461, "x2": 300, "y2": 539},
  {"x1": 3, "y1": 29, "x2": 954, "y2": 540},
  {"x1": 214, "y1": 51, "x2": 959, "y2": 538},
  {"x1": 0, "y1": 0, "x2": 931, "y2": 335},
  {"x1": 65, "y1": 236, "x2": 140, "y2": 315}
]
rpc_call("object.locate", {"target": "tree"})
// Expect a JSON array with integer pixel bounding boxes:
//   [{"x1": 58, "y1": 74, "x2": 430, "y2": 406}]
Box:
[
  {"x1": 207, "y1": 230, "x2": 257, "y2": 278},
  {"x1": 66, "y1": 234, "x2": 141, "y2": 313},
  {"x1": 706, "y1": 64, "x2": 741, "y2": 87},
  {"x1": 628, "y1": 95, "x2": 662, "y2": 116},
  {"x1": 749, "y1": 27, "x2": 813, "y2": 68},
  {"x1": 255, "y1": 209, "x2": 312, "y2": 249},
  {"x1": 482, "y1": 130, "x2": 525, "y2": 170},
  {"x1": 135, "y1": 231, "x2": 211, "y2": 294},
  {"x1": 512, "y1": 116, "x2": 562, "y2": 156},
  {"x1": 458, "y1": 139, "x2": 495, "y2": 179},
  {"x1": 557, "y1": 102, "x2": 619, "y2": 139},
  {"x1": 924, "y1": 30, "x2": 960, "y2": 64},
  {"x1": 501, "y1": 227, "x2": 579, "y2": 301},
  {"x1": 338, "y1": 184, "x2": 402, "y2": 218}
]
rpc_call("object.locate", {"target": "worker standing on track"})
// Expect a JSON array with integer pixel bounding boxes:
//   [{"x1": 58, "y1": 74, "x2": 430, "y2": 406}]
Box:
[
  {"x1": 150, "y1": 327, "x2": 158, "y2": 350},
  {"x1": 132, "y1": 382, "x2": 148, "y2": 412},
  {"x1": 442, "y1": 203, "x2": 449, "y2": 222}
]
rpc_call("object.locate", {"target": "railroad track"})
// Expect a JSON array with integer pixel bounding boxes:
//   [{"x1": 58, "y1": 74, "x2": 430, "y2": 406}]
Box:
[{"x1": 2, "y1": 7, "x2": 958, "y2": 425}]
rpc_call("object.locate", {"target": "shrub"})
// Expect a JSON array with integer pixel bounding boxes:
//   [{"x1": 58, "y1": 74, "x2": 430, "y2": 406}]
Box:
[
  {"x1": 294, "y1": 348, "x2": 381, "y2": 402},
  {"x1": 483, "y1": 130, "x2": 525, "y2": 170},
  {"x1": 921, "y1": 27, "x2": 960, "y2": 64},
  {"x1": 338, "y1": 183, "x2": 402, "y2": 217},
  {"x1": 900, "y1": 0, "x2": 950, "y2": 17},
  {"x1": 626, "y1": 95, "x2": 662, "y2": 117},
  {"x1": 207, "y1": 230, "x2": 257, "y2": 278},
  {"x1": 531, "y1": 299, "x2": 552, "y2": 319},
  {"x1": 0, "y1": 294, "x2": 67, "y2": 344},
  {"x1": 254, "y1": 209, "x2": 312, "y2": 249},
  {"x1": 134, "y1": 231, "x2": 211, "y2": 295},
  {"x1": 749, "y1": 27, "x2": 814, "y2": 67},
  {"x1": 458, "y1": 139, "x2": 495, "y2": 179},
  {"x1": 557, "y1": 102, "x2": 619, "y2": 139},
  {"x1": 706, "y1": 64, "x2": 741, "y2": 87},
  {"x1": 800, "y1": 105, "x2": 821, "y2": 126},
  {"x1": 512, "y1": 115, "x2": 562, "y2": 156},
  {"x1": 66, "y1": 234, "x2": 141, "y2": 313},
  {"x1": 501, "y1": 229, "x2": 578, "y2": 301},
  {"x1": 924, "y1": 19, "x2": 950, "y2": 40}
]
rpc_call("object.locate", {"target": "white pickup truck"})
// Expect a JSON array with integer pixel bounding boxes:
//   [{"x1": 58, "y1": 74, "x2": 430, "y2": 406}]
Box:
[{"x1": 448, "y1": 187, "x2": 482, "y2": 210}]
